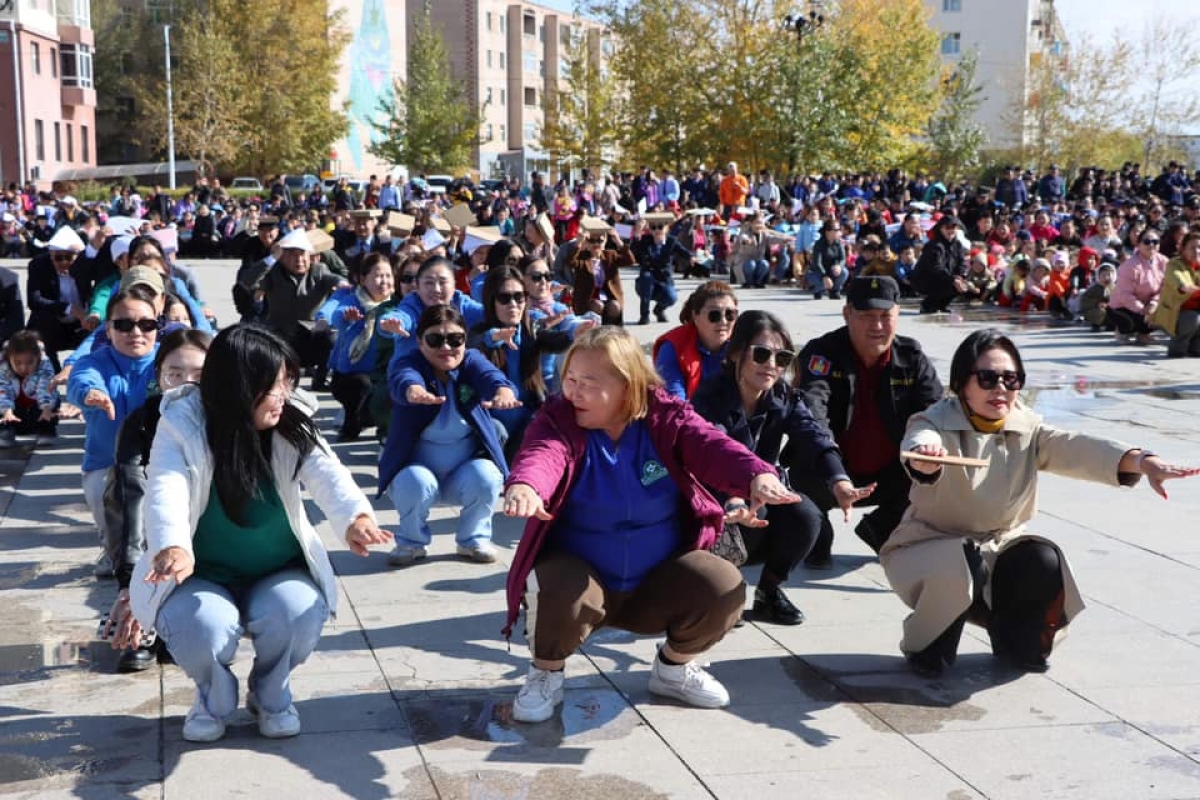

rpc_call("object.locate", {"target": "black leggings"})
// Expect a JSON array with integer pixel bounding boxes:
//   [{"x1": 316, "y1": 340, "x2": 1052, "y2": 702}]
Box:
[{"x1": 738, "y1": 494, "x2": 824, "y2": 584}]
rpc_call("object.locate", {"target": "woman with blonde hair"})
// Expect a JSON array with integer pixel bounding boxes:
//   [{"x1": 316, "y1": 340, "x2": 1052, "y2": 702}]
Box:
[{"x1": 502, "y1": 326, "x2": 799, "y2": 723}]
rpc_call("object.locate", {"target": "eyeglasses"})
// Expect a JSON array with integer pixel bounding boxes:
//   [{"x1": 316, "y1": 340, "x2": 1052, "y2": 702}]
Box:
[
  {"x1": 971, "y1": 369, "x2": 1025, "y2": 391},
  {"x1": 1142, "y1": 238, "x2": 1160, "y2": 246},
  {"x1": 263, "y1": 377, "x2": 295, "y2": 403},
  {"x1": 51, "y1": 253, "x2": 75, "y2": 263},
  {"x1": 496, "y1": 291, "x2": 526, "y2": 305},
  {"x1": 749, "y1": 346, "x2": 796, "y2": 369},
  {"x1": 110, "y1": 317, "x2": 160, "y2": 334},
  {"x1": 706, "y1": 308, "x2": 738, "y2": 324},
  {"x1": 527, "y1": 272, "x2": 553, "y2": 283},
  {"x1": 423, "y1": 331, "x2": 466, "y2": 349},
  {"x1": 398, "y1": 273, "x2": 418, "y2": 284},
  {"x1": 649, "y1": 225, "x2": 665, "y2": 231}
]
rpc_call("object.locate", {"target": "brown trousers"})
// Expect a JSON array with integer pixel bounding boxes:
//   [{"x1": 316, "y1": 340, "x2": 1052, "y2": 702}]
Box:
[{"x1": 524, "y1": 550, "x2": 746, "y2": 662}]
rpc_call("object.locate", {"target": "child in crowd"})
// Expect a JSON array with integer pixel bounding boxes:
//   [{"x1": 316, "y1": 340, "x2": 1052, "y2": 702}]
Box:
[
  {"x1": 1067, "y1": 247, "x2": 1099, "y2": 317},
  {"x1": 999, "y1": 258, "x2": 1029, "y2": 308},
  {"x1": 962, "y1": 252, "x2": 998, "y2": 305},
  {"x1": 0, "y1": 330, "x2": 59, "y2": 447},
  {"x1": 1021, "y1": 259, "x2": 1050, "y2": 312},
  {"x1": 893, "y1": 244, "x2": 917, "y2": 296},
  {"x1": 1045, "y1": 250, "x2": 1074, "y2": 320},
  {"x1": 1081, "y1": 262, "x2": 1117, "y2": 331}
]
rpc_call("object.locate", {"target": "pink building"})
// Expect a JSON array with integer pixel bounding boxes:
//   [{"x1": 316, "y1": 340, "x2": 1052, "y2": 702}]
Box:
[{"x1": 0, "y1": 0, "x2": 96, "y2": 190}]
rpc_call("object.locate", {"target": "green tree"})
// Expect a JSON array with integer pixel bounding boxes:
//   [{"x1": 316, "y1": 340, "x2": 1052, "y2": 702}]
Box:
[
  {"x1": 539, "y1": 26, "x2": 623, "y2": 176},
  {"x1": 370, "y1": 11, "x2": 481, "y2": 173},
  {"x1": 1130, "y1": 14, "x2": 1200, "y2": 168},
  {"x1": 925, "y1": 50, "x2": 987, "y2": 181}
]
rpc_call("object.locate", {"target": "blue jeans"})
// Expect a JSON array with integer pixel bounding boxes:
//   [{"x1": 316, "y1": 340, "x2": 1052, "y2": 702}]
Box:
[
  {"x1": 806, "y1": 268, "x2": 849, "y2": 295},
  {"x1": 738, "y1": 259, "x2": 770, "y2": 287},
  {"x1": 772, "y1": 247, "x2": 795, "y2": 282},
  {"x1": 156, "y1": 568, "x2": 327, "y2": 719},
  {"x1": 634, "y1": 271, "x2": 678, "y2": 318},
  {"x1": 387, "y1": 458, "x2": 503, "y2": 548}
]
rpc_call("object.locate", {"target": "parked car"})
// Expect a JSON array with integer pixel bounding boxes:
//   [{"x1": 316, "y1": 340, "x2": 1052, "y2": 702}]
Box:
[
  {"x1": 230, "y1": 177, "x2": 264, "y2": 190},
  {"x1": 425, "y1": 174, "x2": 454, "y2": 195},
  {"x1": 284, "y1": 174, "x2": 321, "y2": 194}
]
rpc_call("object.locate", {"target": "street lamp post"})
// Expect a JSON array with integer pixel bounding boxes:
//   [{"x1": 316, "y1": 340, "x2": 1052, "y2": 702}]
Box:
[{"x1": 164, "y1": 25, "x2": 176, "y2": 190}]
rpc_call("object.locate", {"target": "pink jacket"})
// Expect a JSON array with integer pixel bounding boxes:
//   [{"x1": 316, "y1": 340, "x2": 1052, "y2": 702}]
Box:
[
  {"x1": 1111, "y1": 252, "x2": 1167, "y2": 315},
  {"x1": 502, "y1": 389, "x2": 774, "y2": 637}
]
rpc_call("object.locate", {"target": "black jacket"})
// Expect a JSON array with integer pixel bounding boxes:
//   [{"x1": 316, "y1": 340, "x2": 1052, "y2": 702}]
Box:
[
  {"x1": 26, "y1": 254, "x2": 85, "y2": 322},
  {"x1": 0, "y1": 267, "x2": 25, "y2": 345},
  {"x1": 631, "y1": 234, "x2": 691, "y2": 280},
  {"x1": 911, "y1": 235, "x2": 966, "y2": 293},
  {"x1": 794, "y1": 327, "x2": 943, "y2": 450},
  {"x1": 692, "y1": 369, "x2": 848, "y2": 485}
]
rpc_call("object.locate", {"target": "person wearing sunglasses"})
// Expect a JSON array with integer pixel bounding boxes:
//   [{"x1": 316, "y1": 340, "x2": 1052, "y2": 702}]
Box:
[
  {"x1": 67, "y1": 285, "x2": 163, "y2": 579},
  {"x1": 469, "y1": 266, "x2": 583, "y2": 457},
  {"x1": 885, "y1": 328, "x2": 1199, "y2": 678},
  {"x1": 26, "y1": 225, "x2": 89, "y2": 373},
  {"x1": 1110, "y1": 231, "x2": 1168, "y2": 345},
  {"x1": 652, "y1": 281, "x2": 738, "y2": 401},
  {"x1": 792, "y1": 276, "x2": 943, "y2": 567},
  {"x1": 501, "y1": 326, "x2": 800, "y2": 723},
  {"x1": 692, "y1": 311, "x2": 874, "y2": 625},
  {"x1": 1150, "y1": 230, "x2": 1200, "y2": 357},
  {"x1": 380, "y1": 305, "x2": 519, "y2": 567},
  {"x1": 631, "y1": 213, "x2": 692, "y2": 324}
]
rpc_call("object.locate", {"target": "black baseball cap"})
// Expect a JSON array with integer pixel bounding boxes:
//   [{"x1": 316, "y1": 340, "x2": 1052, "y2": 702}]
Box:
[{"x1": 846, "y1": 276, "x2": 899, "y2": 311}]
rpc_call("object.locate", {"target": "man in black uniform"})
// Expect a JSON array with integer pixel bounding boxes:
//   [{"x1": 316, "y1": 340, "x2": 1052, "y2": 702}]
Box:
[
  {"x1": 631, "y1": 212, "x2": 693, "y2": 324},
  {"x1": 233, "y1": 216, "x2": 279, "y2": 322},
  {"x1": 912, "y1": 214, "x2": 968, "y2": 314},
  {"x1": 789, "y1": 276, "x2": 943, "y2": 566},
  {"x1": 336, "y1": 209, "x2": 390, "y2": 271}
]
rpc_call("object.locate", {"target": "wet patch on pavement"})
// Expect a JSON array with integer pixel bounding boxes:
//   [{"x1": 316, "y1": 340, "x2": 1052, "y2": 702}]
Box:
[{"x1": 419, "y1": 765, "x2": 670, "y2": 800}]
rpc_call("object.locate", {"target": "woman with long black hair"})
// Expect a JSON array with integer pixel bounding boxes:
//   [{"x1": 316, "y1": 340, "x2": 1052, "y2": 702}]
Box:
[{"x1": 129, "y1": 325, "x2": 392, "y2": 743}]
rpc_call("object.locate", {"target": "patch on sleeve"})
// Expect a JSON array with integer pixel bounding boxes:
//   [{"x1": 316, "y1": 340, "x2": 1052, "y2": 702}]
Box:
[{"x1": 807, "y1": 355, "x2": 831, "y2": 376}]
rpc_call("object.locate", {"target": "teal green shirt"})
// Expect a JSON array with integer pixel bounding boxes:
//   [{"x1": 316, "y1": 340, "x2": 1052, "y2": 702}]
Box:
[{"x1": 192, "y1": 479, "x2": 304, "y2": 585}]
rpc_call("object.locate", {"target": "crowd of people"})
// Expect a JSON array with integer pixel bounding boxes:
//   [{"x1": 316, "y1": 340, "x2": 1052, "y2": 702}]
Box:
[{"x1": 6, "y1": 158, "x2": 1199, "y2": 743}]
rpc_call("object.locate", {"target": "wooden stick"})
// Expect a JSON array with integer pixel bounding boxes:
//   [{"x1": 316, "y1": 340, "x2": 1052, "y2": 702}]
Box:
[{"x1": 900, "y1": 450, "x2": 990, "y2": 468}]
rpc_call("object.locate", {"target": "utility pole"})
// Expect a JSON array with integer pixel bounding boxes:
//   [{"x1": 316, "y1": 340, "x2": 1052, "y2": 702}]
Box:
[{"x1": 164, "y1": 25, "x2": 176, "y2": 190}]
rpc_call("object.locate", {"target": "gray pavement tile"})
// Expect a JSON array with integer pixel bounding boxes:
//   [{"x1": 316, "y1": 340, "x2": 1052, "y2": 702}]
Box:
[
  {"x1": 912, "y1": 721, "x2": 1200, "y2": 800},
  {"x1": 424, "y1": 763, "x2": 692, "y2": 800},
  {"x1": 1048, "y1": 629, "x2": 1200, "y2": 690},
  {"x1": 700, "y1": 768, "x2": 986, "y2": 800}
]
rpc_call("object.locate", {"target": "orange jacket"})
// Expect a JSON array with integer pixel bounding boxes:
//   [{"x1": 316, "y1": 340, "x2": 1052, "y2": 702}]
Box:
[{"x1": 718, "y1": 174, "x2": 749, "y2": 207}]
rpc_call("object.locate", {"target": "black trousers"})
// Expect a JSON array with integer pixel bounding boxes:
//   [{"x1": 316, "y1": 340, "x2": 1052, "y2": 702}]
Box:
[
  {"x1": 738, "y1": 492, "x2": 824, "y2": 583},
  {"x1": 330, "y1": 371, "x2": 374, "y2": 434},
  {"x1": 918, "y1": 271, "x2": 960, "y2": 313},
  {"x1": 31, "y1": 314, "x2": 85, "y2": 373},
  {"x1": 790, "y1": 459, "x2": 912, "y2": 558},
  {"x1": 288, "y1": 326, "x2": 334, "y2": 382},
  {"x1": 1108, "y1": 306, "x2": 1152, "y2": 336}
]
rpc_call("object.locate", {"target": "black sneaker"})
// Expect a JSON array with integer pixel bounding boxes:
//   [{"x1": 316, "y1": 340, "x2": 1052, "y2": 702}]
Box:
[
  {"x1": 118, "y1": 646, "x2": 155, "y2": 673},
  {"x1": 752, "y1": 586, "x2": 805, "y2": 625}
]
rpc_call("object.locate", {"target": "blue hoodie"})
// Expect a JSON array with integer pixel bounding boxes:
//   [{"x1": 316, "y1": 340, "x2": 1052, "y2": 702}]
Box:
[{"x1": 66, "y1": 345, "x2": 157, "y2": 472}]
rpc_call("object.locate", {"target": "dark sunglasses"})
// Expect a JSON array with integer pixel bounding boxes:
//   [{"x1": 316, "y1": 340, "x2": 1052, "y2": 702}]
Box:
[
  {"x1": 398, "y1": 273, "x2": 418, "y2": 284},
  {"x1": 972, "y1": 369, "x2": 1025, "y2": 391},
  {"x1": 51, "y1": 252, "x2": 75, "y2": 262},
  {"x1": 706, "y1": 308, "x2": 738, "y2": 324},
  {"x1": 423, "y1": 331, "x2": 465, "y2": 349},
  {"x1": 750, "y1": 345, "x2": 795, "y2": 369},
  {"x1": 649, "y1": 225, "x2": 665, "y2": 231},
  {"x1": 496, "y1": 291, "x2": 526, "y2": 305},
  {"x1": 527, "y1": 272, "x2": 553, "y2": 283},
  {"x1": 1142, "y1": 238, "x2": 1160, "y2": 246},
  {"x1": 111, "y1": 317, "x2": 160, "y2": 334}
]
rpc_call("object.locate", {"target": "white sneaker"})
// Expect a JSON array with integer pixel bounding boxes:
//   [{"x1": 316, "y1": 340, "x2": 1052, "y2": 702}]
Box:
[
  {"x1": 512, "y1": 666, "x2": 565, "y2": 723},
  {"x1": 456, "y1": 541, "x2": 498, "y2": 563},
  {"x1": 182, "y1": 695, "x2": 226, "y2": 742},
  {"x1": 648, "y1": 654, "x2": 730, "y2": 708},
  {"x1": 94, "y1": 552, "x2": 115, "y2": 579},
  {"x1": 247, "y1": 691, "x2": 301, "y2": 738},
  {"x1": 386, "y1": 543, "x2": 427, "y2": 567}
]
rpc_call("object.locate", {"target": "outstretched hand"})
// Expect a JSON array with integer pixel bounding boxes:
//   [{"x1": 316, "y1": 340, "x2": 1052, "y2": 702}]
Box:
[
  {"x1": 503, "y1": 483, "x2": 553, "y2": 520},
  {"x1": 832, "y1": 480, "x2": 876, "y2": 523},
  {"x1": 406, "y1": 384, "x2": 445, "y2": 405},
  {"x1": 1140, "y1": 455, "x2": 1200, "y2": 500},
  {"x1": 748, "y1": 473, "x2": 801, "y2": 516},
  {"x1": 344, "y1": 515, "x2": 393, "y2": 556}
]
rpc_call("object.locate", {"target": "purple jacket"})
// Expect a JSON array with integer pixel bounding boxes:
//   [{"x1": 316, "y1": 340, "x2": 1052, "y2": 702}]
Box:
[{"x1": 502, "y1": 388, "x2": 775, "y2": 637}]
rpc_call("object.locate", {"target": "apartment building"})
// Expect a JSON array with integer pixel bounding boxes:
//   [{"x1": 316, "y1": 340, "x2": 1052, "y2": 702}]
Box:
[
  {"x1": 0, "y1": 0, "x2": 96, "y2": 189},
  {"x1": 925, "y1": 0, "x2": 1065, "y2": 150},
  {"x1": 413, "y1": 0, "x2": 605, "y2": 178}
]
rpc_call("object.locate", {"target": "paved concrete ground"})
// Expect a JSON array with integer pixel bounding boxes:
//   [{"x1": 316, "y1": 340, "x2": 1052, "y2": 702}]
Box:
[{"x1": 2, "y1": 259, "x2": 1200, "y2": 799}]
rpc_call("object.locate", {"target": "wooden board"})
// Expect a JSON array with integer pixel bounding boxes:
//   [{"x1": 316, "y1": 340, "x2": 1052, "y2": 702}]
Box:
[{"x1": 900, "y1": 450, "x2": 990, "y2": 468}]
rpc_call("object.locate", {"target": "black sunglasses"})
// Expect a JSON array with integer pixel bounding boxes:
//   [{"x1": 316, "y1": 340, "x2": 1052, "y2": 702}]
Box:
[
  {"x1": 51, "y1": 252, "x2": 75, "y2": 262},
  {"x1": 527, "y1": 272, "x2": 552, "y2": 283},
  {"x1": 971, "y1": 369, "x2": 1025, "y2": 391},
  {"x1": 706, "y1": 308, "x2": 738, "y2": 324},
  {"x1": 111, "y1": 317, "x2": 160, "y2": 334},
  {"x1": 496, "y1": 291, "x2": 526, "y2": 305},
  {"x1": 398, "y1": 272, "x2": 418, "y2": 284},
  {"x1": 750, "y1": 345, "x2": 795, "y2": 369},
  {"x1": 1142, "y1": 238, "x2": 1160, "y2": 246},
  {"x1": 423, "y1": 331, "x2": 466, "y2": 349},
  {"x1": 649, "y1": 224, "x2": 665, "y2": 231}
]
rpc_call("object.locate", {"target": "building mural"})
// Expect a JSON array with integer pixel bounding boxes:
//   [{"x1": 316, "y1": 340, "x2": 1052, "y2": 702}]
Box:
[{"x1": 344, "y1": 0, "x2": 394, "y2": 173}]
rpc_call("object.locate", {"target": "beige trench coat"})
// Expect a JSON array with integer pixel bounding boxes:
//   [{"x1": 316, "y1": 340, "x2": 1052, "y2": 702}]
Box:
[{"x1": 880, "y1": 396, "x2": 1138, "y2": 654}]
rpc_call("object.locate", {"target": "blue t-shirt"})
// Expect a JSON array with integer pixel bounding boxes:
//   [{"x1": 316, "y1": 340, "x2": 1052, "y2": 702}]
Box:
[
  {"x1": 553, "y1": 421, "x2": 682, "y2": 591},
  {"x1": 412, "y1": 378, "x2": 479, "y2": 477}
]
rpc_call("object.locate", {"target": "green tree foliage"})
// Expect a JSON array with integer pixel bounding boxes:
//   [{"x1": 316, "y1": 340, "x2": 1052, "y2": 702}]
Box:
[
  {"x1": 925, "y1": 50, "x2": 987, "y2": 181},
  {"x1": 539, "y1": 27, "x2": 623, "y2": 176},
  {"x1": 370, "y1": 11, "x2": 481, "y2": 173}
]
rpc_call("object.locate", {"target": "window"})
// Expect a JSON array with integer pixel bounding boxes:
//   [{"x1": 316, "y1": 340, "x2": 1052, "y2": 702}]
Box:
[
  {"x1": 499, "y1": 51, "x2": 506, "y2": 70},
  {"x1": 941, "y1": 33, "x2": 961, "y2": 56},
  {"x1": 486, "y1": 11, "x2": 492, "y2": 31},
  {"x1": 50, "y1": 48, "x2": 57, "y2": 78},
  {"x1": 523, "y1": 122, "x2": 537, "y2": 142},
  {"x1": 486, "y1": 87, "x2": 493, "y2": 103},
  {"x1": 500, "y1": 88, "x2": 506, "y2": 106},
  {"x1": 499, "y1": 124, "x2": 506, "y2": 142},
  {"x1": 34, "y1": 120, "x2": 44, "y2": 161},
  {"x1": 524, "y1": 87, "x2": 536, "y2": 106},
  {"x1": 66, "y1": 123, "x2": 73, "y2": 161},
  {"x1": 54, "y1": 122, "x2": 61, "y2": 161},
  {"x1": 943, "y1": 0, "x2": 961, "y2": 10},
  {"x1": 539, "y1": 24, "x2": 544, "y2": 43},
  {"x1": 523, "y1": 51, "x2": 537, "y2": 73},
  {"x1": 559, "y1": 58, "x2": 570, "y2": 80},
  {"x1": 500, "y1": 14, "x2": 505, "y2": 32},
  {"x1": 523, "y1": 13, "x2": 535, "y2": 36},
  {"x1": 486, "y1": 123, "x2": 494, "y2": 141},
  {"x1": 81, "y1": 125, "x2": 89, "y2": 163},
  {"x1": 487, "y1": 49, "x2": 492, "y2": 68},
  {"x1": 31, "y1": 42, "x2": 40, "y2": 75},
  {"x1": 61, "y1": 44, "x2": 94, "y2": 88}
]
